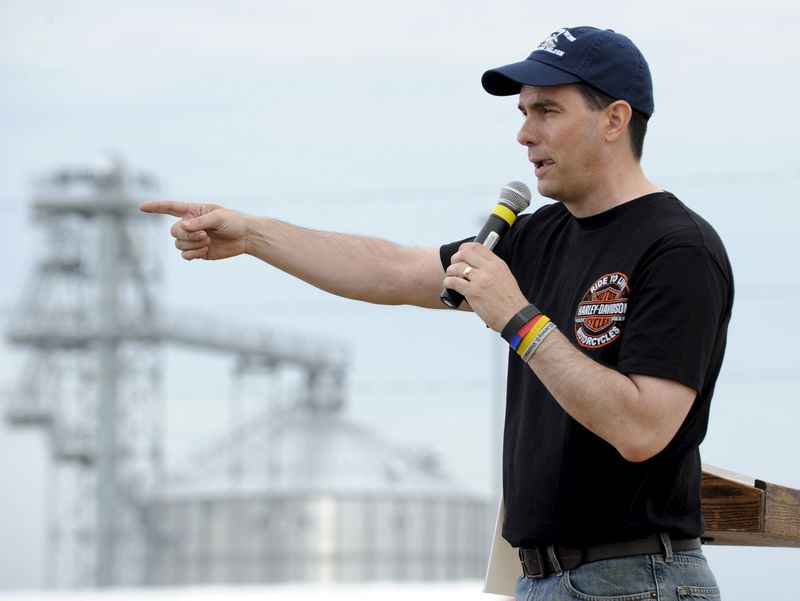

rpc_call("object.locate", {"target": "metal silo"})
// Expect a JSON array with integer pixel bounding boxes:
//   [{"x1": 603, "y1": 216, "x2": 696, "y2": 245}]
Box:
[{"x1": 145, "y1": 395, "x2": 490, "y2": 585}]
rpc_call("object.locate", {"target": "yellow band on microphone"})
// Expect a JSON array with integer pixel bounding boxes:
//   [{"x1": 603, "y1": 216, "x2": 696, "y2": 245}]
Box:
[{"x1": 492, "y1": 204, "x2": 517, "y2": 226}]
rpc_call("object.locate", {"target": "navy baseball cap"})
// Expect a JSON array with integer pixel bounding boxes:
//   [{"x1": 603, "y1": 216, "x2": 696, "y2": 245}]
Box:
[{"x1": 482, "y1": 26, "x2": 654, "y2": 118}]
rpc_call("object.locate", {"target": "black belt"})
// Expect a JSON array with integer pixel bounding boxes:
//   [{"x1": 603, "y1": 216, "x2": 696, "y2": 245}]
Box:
[{"x1": 519, "y1": 533, "x2": 702, "y2": 578}]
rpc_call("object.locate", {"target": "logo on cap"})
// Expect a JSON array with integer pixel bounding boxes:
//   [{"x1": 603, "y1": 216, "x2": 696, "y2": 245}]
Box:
[{"x1": 536, "y1": 28, "x2": 576, "y2": 57}]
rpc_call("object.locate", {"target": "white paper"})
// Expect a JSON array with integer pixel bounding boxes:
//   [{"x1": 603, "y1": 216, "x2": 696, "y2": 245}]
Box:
[{"x1": 483, "y1": 500, "x2": 522, "y2": 596}]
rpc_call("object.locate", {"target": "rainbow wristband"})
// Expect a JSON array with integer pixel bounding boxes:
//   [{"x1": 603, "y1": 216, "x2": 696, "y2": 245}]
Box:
[
  {"x1": 510, "y1": 313, "x2": 545, "y2": 351},
  {"x1": 516, "y1": 315, "x2": 551, "y2": 357},
  {"x1": 501, "y1": 304, "x2": 541, "y2": 344}
]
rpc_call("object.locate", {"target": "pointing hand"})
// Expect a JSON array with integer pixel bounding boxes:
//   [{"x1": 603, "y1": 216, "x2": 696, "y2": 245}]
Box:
[{"x1": 139, "y1": 200, "x2": 248, "y2": 261}]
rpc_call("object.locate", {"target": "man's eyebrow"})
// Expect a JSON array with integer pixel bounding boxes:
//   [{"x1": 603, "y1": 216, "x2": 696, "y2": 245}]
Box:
[{"x1": 518, "y1": 99, "x2": 561, "y2": 111}]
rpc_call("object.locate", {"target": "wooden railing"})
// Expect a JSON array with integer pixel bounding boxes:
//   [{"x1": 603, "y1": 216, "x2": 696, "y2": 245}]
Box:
[{"x1": 701, "y1": 464, "x2": 800, "y2": 547}]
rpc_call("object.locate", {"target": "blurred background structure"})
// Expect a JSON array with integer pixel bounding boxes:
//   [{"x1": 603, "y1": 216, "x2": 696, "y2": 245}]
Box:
[
  {"x1": 148, "y1": 398, "x2": 487, "y2": 585},
  {"x1": 2, "y1": 157, "x2": 488, "y2": 588},
  {"x1": 4, "y1": 158, "x2": 165, "y2": 587}
]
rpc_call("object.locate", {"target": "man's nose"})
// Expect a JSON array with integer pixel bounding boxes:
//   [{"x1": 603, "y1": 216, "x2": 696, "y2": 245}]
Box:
[{"x1": 517, "y1": 120, "x2": 538, "y2": 147}]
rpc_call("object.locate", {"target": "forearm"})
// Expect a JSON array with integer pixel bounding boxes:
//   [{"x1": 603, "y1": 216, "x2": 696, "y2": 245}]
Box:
[
  {"x1": 244, "y1": 214, "x2": 444, "y2": 308},
  {"x1": 525, "y1": 330, "x2": 691, "y2": 462}
]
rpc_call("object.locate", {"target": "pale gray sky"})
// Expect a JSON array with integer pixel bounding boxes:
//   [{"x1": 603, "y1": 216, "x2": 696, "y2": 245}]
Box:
[{"x1": 1, "y1": 1, "x2": 799, "y2": 597}]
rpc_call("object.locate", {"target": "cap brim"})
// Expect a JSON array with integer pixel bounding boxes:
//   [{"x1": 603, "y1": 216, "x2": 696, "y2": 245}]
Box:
[{"x1": 482, "y1": 59, "x2": 582, "y2": 96}]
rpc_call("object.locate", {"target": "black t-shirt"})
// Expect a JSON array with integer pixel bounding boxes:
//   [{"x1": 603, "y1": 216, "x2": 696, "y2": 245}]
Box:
[{"x1": 440, "y1": 192, "x2": 734, "y2": 548}]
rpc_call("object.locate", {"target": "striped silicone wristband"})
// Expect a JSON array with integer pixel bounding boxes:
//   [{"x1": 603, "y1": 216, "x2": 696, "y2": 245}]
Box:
[
  {"x1": 501, "y1": 303, "x2": 541, "y2": 344},
  {"x1": 510, "y1": 313, "x2": 546, "y2": 351},
  {"x1": 520, "y1": 321, "x2": 557, "y2": 362},
  {"x1": 516, "y1": 315, "x2": 551, "y2": 358}
]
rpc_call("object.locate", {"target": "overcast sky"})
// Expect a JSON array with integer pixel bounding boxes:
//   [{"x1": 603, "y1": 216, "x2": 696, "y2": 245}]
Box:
[{"x1": 1, "y1": 1, "x2": 799, "y2": 597}]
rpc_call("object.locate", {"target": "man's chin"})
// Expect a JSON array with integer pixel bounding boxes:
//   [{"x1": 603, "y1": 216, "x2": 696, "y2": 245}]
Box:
[{"x1": 536, "y1": 181, "x2": 561, "y2": 202}]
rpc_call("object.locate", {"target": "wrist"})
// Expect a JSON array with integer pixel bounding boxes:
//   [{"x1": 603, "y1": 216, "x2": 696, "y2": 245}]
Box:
[
  {"x1": 501, "y1": 303, "x2": 558, "y2": 362},
  {"x1": 501, "y1": 303, "x2": 541, "y2": 342},
  {"x1": 243, "y1": 213, "x2": 265, "y2": 257}
]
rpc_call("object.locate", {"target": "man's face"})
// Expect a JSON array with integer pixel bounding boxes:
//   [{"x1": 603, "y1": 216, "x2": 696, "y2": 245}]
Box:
[{"x1": 517, "y1": 84, "x2": 606, "y2": 205}]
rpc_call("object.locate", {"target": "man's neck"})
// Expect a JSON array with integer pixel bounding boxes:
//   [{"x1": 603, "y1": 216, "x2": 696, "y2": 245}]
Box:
[{"x1": 562, "y1": 163, "x2": 661, "y2": 218}]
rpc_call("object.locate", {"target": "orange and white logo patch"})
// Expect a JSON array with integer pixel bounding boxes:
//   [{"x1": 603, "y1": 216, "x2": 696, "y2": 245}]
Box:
[{"x1": 574, "y1": 272, "x2": 629, "y2": 348}]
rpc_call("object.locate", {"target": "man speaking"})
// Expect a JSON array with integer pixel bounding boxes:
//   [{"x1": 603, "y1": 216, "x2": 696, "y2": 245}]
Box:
[{"x1": 141, "y1": 25, "x2": 733, "y2": 600}]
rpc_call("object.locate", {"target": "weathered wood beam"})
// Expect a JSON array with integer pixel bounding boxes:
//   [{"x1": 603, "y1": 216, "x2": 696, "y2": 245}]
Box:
[{"x1": 701, "y1": 464, "x2": 800, "y2": 547}]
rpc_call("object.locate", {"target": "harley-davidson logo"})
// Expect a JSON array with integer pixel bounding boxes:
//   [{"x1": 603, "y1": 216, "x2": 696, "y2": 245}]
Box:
[{"x1": 574, "y1": 272, "x2": 629, "y2": 348}]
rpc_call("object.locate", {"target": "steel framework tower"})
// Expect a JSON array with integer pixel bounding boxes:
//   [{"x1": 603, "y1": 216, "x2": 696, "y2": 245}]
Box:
[
  {"x1": 4, "y1": 157, "x2": 164, "y2": 586},
  {"x1": 4, "y1": 157, "x2": 348, "y2": 588}
]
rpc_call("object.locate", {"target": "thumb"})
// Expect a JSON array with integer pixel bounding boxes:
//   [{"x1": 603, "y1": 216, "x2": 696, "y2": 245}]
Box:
[{"x1": 183, "y1": 211, "x2": 223, "y2": 232}]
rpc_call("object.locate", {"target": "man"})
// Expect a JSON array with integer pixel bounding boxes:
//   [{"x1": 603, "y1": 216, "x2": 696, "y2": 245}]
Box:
[{"x1": 141, "y1": 26, "x2": 732, "y2": 600}]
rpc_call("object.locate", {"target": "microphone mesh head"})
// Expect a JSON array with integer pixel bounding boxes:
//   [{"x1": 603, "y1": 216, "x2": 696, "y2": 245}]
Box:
[{"x1": 499, "y1": 181, "x2": 531, "y2": 213}]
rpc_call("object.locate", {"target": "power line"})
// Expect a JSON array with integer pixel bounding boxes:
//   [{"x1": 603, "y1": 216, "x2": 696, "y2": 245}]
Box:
[
  {"x1": 351, "y1": 378, "x2": 490, "y2": 394},
  {"x1": 719, "y1": 367, "x2": 800, "y2": 383},
  {"x1": 3, "y1": 166, "x2": 800, "y2": 212},
  {"x1": 185, "y1": 168, "x2": 800, "y2": 207},
  {"x1": 653, "y1": 168, "x2": 800, "y2": 190},
  {"x1": 4, "y1": 280, "x2": 800, "y2": 321}
]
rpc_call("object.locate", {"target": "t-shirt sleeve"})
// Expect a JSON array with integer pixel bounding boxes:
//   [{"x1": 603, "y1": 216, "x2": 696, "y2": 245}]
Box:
[
  {"x1": 616, "y1": 245, "x2": 731, "y2": 392},
  {"x1": 439, "y1": 236, "x2": 473, "y2": 271},
  {"x1": 439, "y1": 214, "x2": 532, "y2": 271}
]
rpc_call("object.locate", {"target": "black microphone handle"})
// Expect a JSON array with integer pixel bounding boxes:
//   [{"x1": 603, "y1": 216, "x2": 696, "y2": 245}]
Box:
[{"x1": 440, "y1": 214, "x2": 512, "y2": 309}]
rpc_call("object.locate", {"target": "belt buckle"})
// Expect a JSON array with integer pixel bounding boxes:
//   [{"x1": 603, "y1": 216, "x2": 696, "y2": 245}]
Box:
[{"x1": 519, "y1": 547, "x2": 546, "y2": 579}]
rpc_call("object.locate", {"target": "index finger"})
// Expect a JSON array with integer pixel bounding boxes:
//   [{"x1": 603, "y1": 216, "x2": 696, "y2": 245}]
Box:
[
  {"x1": 139, "y1": 200, "x2": 190, "y2": 218},
  {"x1": 453, "y1": 241, "x2": 495, "y2": 265}
]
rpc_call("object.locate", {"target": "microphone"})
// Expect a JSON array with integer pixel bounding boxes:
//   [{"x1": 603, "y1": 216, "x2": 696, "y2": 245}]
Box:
[{"x1": 440, "y1": 181, "x2": 531, "y2": 309}]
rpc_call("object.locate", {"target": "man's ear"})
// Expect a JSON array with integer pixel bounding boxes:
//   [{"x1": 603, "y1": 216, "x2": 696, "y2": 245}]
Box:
[{"x1": 604, "y1": 100, "x2": 633, "y2": 144}]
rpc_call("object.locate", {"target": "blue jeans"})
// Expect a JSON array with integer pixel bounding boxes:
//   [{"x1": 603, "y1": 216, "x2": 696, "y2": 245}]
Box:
[{"x1": 514, "y1": 548, "x2": 720, "y2": 600}]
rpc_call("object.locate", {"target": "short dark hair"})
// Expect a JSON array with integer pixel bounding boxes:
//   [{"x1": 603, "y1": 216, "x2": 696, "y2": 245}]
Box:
[{"x1": 573, "y1": 82, "x2": 648, "y2": 160}]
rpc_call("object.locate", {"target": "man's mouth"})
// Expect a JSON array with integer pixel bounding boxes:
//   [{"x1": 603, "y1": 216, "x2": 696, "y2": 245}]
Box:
[{"x1": 533, "y1": 159, "x2": 555, "y2": 176}]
